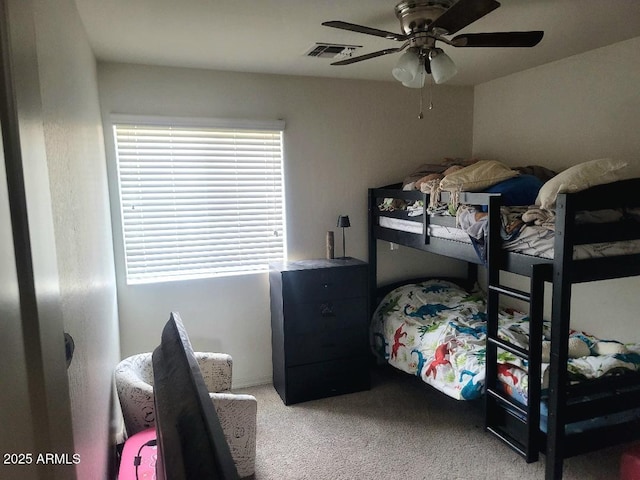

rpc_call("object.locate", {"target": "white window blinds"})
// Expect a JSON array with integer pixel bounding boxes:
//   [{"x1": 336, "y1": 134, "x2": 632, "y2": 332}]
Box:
[{"x1": 113, "y1": 117, "x2": 286, "y2": 284}]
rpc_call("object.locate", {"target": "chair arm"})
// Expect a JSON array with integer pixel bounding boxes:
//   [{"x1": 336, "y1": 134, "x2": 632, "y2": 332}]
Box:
[
  {"x1": 196, "y1": 352, "x2": 233, "y2": 392},
  {"x1": 210, "y1": 393, "x2": 257, "y2": 478},
  {"x1": 114, "y1": 375, "x2": 156, "y2": 436}
]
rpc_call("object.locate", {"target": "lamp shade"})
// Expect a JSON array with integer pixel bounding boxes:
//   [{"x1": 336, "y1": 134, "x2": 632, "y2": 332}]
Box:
[
  {"x1": 336, "y1": 215, "x2": 351, "y2": 228},
  {"x1": 392, "y1": 50, "x2": 419, "y2": 84},
  {"x1": 429, "y1": 48, "x2": 457, "y2": 84},
  {"x1": 402, "y1": 60, "x2": 426, "y2": 88}
]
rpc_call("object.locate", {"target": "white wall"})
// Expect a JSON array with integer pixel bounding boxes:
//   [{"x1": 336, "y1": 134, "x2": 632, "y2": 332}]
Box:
[
  {"x1": 98, "y1": 63, "x2": 474, "y2": 386},
  {"x1": 473, "y1": 36, "x2": 640, "y2": 341},
  {"x1": 33, "y1": 0, "x2": 120, "y2": 477}
]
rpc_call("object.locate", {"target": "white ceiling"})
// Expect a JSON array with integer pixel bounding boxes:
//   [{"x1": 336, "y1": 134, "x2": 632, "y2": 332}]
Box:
[{"x1": 74, "y1": 0, "x2": 640, "y2": 86}]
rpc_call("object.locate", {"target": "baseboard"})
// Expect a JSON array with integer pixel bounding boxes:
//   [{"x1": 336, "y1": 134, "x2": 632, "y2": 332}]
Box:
[{"x1": 232, "y1": 375, "x2": 272, "y2": 389}]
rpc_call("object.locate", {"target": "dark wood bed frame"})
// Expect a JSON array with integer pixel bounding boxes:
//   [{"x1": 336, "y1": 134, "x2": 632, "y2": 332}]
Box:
[{"x1": 368, "y1": 178, "x2": 640, "y2": 480}]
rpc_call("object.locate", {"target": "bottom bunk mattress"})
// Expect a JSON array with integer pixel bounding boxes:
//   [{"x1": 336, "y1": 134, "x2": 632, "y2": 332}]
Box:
[{"x1": 371, "y1": 279, "x2": 640, "y2": 401}]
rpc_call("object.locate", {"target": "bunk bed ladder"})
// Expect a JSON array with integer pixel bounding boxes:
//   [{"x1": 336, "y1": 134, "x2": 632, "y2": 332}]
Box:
[{"x1": 484, "y1": 196, "x2": 546, "y2": 464}]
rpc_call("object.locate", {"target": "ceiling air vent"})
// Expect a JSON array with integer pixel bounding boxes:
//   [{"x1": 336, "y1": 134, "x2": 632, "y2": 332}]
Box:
[{"x1": 305, "y1": 43, "x2": 362, "y2": 59}]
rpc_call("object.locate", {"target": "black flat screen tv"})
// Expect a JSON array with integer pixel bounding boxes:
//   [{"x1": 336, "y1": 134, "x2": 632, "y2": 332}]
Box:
[{"x1": 152, "y1": 312, "x2": 239, "y2": 480}]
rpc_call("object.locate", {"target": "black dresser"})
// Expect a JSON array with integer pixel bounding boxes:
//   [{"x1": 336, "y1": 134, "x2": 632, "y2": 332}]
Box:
[{"x1": 269, "y1": 258, "x2": 370, "y2": 405}]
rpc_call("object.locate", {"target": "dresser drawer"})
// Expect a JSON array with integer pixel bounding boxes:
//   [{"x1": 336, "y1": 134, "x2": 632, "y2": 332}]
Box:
[
  {"x1": 282, "y1": 265, "x2": 367, "y2": 302},
  {"x1": 284, "y1": 297, "x2": 367, "y2": 335},
  {"x1": 286, "y1": 327, "x2": 369, "y2": 366},
  {"x1": 283, "y1": 357, "x2": 370, "y2": 405}
]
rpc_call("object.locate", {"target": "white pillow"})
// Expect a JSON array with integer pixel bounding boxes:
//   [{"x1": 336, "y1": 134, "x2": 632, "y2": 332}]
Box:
[
  {"x1": 439, "y1": 160, "x2": 517, "y2": 193},
  {"x1": 535, "y1": 158, "x2": 628, "y2": 209}
]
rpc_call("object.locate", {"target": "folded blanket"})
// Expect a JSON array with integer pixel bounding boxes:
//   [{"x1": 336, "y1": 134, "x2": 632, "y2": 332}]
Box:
[
  {"x1": 457, "y1": 206, "x2": 526, "y2": 263},
  {"x1": 457, "y1": 205, "x2": 487, "y2": 242},
  {"x1": 522, "y1": 207, "x2": 556, "y2": 230}
]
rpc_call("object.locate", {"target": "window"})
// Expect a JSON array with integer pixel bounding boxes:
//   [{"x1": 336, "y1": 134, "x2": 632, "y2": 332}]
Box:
[{"x1": 112, "y1": 115, "x2": 286, "y2": 284}]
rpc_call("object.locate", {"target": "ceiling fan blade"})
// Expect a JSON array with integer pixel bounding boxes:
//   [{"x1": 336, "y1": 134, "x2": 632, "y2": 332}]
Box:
[
  {"x1": 452, "y1": 31, "x2": 544, "y2": 47},
  {"x1": 330, "y1": 47, "x2": 404, "y2": 65},
  {"x1": 322, "y1": 21, "x2": 407, "y2": 41},
  {"x1": 429, "y1": 0, "x2": 500, "y2": 35}
]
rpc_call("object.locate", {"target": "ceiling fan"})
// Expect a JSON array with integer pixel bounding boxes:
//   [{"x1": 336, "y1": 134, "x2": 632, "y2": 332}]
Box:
[{"x1": 322, "y1": 0, "x2": 544, "y2": 86}]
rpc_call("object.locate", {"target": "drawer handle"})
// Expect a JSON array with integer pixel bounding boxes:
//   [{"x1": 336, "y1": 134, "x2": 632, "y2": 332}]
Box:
[{"x1": 320, "y1": 303, "x2": 335, "y2": 317}]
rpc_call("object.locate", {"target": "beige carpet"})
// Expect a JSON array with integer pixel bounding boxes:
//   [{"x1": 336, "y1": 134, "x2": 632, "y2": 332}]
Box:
[{"x1": 239, "y1": 366, "x2": 627, "y2": 480}]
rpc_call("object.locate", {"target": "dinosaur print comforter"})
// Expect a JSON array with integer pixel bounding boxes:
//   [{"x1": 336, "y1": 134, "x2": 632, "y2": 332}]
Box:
[
  {"x1": 371, "y1": 279, "x2": 528, "y2": 400},
  {"x1": 371, "y1": 280, "x2": 640, "y2": 402}
]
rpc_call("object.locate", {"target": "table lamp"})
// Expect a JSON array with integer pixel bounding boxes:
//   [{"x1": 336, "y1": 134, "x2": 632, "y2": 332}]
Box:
[{"x1": 336, "y1": 215, "x2": 350, "y2": 258}]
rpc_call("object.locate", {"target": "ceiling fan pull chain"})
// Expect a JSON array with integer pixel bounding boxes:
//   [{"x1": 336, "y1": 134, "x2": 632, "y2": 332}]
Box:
[
  {"x1": 429, "y1": 75, "x2": 434, "y2": 110},
  {"x1": 418, "y1": 84, "x2": 424, "y2": 119}
]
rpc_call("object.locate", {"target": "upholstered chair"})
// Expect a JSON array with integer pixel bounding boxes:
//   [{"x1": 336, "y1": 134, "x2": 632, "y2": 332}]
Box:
[{"x1": 114, "y1": 352, "x2": 257, "y2": 477}]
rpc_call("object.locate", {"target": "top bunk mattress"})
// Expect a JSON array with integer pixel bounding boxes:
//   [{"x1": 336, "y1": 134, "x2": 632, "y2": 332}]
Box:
[
  {"x1": 378, "y1": 215, "x2": 472, "y2": 243},
  {"x1": 376, "y1": 203, "x2": 640, "y2": 260}
]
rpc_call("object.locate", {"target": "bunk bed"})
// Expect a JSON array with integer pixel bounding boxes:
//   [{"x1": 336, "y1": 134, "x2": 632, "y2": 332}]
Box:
[{"x1": 368, "y1": 165, "x2": 640, "y2": 480}]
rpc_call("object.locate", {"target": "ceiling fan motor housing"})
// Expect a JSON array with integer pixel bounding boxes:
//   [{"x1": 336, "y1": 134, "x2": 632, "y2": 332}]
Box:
[{"x1": 395, "y1": 0, "x2": 455, "y2": 35}]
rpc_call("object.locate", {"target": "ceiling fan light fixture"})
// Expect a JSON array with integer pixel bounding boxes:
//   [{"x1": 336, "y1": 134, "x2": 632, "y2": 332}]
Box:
[
  {"x1": 429, "y1": 48, "x2": 457, "y2": 84},
  {"x1": 402, "y1": 58, "x2": 426, "y2": 88},
  {"x1": 392, "y1": 50, "x2": 420, "y2": 83}
]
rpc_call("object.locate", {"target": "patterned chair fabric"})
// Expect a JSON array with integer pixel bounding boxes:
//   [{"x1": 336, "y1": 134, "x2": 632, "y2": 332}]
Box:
[{"x1": 114, "y1": 352, "x2": 257, "y2": 477}]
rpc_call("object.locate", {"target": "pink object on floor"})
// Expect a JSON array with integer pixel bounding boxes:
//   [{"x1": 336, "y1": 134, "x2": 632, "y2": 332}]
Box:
[
  {"x1": 118, "y1": 428, "x2": 157, "y2": 480},
  {"x1": 621, "y1": 444, "x2": 640, "y2": 480}
]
